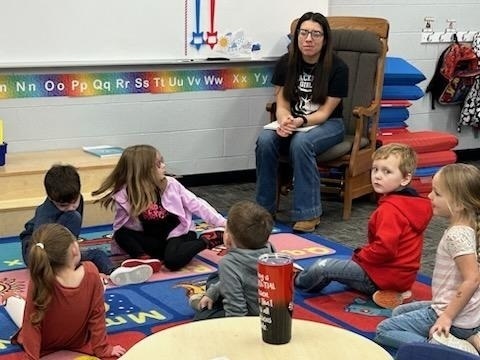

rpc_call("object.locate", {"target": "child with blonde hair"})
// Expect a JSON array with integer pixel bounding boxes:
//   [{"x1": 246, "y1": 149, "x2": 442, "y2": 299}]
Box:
[
  {"x1": 11, "y1": 223, "x2": 125, "y2": 359},
  {"x1": 375, "y1": 163, "x2": 480, "y2": 355},
  {"x1": 92, "y1": 145, "x2": 226, "y2": 271},
  {"x1": 295, "y1": 143, "x2": 432, "y2": 308}
]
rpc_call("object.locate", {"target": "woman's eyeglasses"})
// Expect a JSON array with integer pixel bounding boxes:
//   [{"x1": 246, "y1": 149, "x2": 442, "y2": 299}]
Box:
[{"x1": 298, "y1": 29, "x2": 324, "y2": 39}]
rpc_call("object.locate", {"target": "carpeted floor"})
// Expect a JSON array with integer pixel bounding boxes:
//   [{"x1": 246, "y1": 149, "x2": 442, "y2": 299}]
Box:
[
  {"x1": 0, "y1": 222, "x2": 431, "y2": 359},
  {"x1": 190, "y1": 181, "x2": 446, "y2": 278},
  {"x1": 188, "y1": 157, "x2": 480, "y2": 279},
  {"x1": 2, "y1": 155, "x2": 478, "y2": 358}
]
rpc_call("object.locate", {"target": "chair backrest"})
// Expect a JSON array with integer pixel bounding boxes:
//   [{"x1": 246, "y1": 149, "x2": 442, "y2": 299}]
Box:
[
  {"x1": 290, "y1": 17, "x2": 389, "y2": 142},
  {"x1": 395, "y1": 342, "x2": 479, "y2": 360},
  {"x1": 328, "y1": 17, "x2": 388, "y2": 142}
]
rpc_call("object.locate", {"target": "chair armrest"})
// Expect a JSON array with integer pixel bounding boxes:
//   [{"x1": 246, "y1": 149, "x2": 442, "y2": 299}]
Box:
[
  {"x1": 352, "y1": 102, "x2": 380, "y2": 155},
  {"x1": 349, "y1": 102, "x2": 381, "y2": 170},
  {"x1": 352, "y1": 102, "x2": 379, "y2": 118},
  {"x1": 266, "y1": 102, "x2": 277, "y2": 122}
]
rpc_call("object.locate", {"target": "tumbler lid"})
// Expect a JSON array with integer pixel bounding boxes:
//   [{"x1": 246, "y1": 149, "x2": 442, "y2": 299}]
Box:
[{"x1": 258, "y1": 252, "x2": 293, "y2": 265}]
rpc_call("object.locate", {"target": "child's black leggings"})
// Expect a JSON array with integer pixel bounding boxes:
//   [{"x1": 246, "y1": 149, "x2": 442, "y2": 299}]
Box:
[{"x1": 114, "y1": 227, "x2": 206, "y2": 271}]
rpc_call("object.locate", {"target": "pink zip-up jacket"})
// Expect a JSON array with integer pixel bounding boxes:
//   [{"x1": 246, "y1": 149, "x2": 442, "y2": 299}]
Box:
[{"x1": 112, "y1": 176, "x2": 226, "y2": 238}]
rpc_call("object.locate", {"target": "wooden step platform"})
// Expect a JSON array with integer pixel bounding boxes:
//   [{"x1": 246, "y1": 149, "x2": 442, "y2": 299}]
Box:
[{"x1": 0, "y1": 148, "x2": 119, "y2": 237}]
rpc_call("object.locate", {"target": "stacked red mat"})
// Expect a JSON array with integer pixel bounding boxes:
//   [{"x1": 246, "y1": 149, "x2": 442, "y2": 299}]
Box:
[{"x1": 378, "y1": 57, "x2": 458, "y2": 196}]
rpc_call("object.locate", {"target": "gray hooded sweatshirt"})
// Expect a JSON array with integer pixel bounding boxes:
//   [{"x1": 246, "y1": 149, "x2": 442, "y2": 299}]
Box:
[{"x1": 206, "y1": 243, "x2": 275, "y2": 316}]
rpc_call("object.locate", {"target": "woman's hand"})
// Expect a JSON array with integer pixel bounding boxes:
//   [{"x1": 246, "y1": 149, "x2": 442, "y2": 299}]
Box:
[
  {"x1": 111, "y1": 345, "x2": 127, "y2": 357},
  {"x1": 276, "y1": 115, "x2": 299, "y2": 137}
]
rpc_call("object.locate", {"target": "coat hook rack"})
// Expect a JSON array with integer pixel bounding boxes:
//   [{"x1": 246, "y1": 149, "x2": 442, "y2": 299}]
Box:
[
  {"x1": 421, "y1": 19, "x2": 477, "y2": 44},
  {"x1": 421, "y1": 30, "x2": 477, "y2": 44}
]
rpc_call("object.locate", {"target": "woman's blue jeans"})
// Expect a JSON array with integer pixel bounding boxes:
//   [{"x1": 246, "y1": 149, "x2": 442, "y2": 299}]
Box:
[
  {"x1": 255, "y1": 118, "x2": 344, "y2": 221},
  {"x1": 375, "y1": 301, "x2": 480, "y2": 349}
]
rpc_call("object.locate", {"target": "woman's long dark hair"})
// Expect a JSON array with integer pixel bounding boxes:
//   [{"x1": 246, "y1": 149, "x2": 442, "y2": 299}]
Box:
[{"x1": 284, "y1": 12, "x2": 333, "y2": 106}]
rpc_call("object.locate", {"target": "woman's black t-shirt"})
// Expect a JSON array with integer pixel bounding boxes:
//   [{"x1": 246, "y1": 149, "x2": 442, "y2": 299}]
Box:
[{"x1": 271, "y1": 53, "x2": 348, "y2": 119}]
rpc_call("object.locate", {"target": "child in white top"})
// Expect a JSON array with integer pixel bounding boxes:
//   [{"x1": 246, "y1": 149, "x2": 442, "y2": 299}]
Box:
[{"x1": 375, "y1": 163, "x2": 480, "y2": 355}]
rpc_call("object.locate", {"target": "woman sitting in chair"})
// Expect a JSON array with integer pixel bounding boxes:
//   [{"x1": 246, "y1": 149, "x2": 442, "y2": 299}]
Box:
[{"x1": 255, "y1": 11, "x2": 348, "y2": 232}]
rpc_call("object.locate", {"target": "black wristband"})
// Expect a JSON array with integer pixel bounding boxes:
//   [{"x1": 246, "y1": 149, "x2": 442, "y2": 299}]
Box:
[{"x1": 300, "y1": 115, "x2": 308, "y2": 126}]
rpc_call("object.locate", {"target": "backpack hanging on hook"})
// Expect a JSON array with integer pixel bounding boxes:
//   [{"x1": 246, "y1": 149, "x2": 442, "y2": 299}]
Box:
[
  {"x1": 459, "y1": 32, "x2": 480, "y2": 134},
  {"x1": 426, "y1": 33, "x2": 480, "y2": 109}
]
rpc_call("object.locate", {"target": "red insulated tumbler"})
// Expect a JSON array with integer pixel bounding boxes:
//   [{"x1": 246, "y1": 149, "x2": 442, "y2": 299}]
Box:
[{"x1": 257, "y1": 253, "x2": 294, "y2": 344}]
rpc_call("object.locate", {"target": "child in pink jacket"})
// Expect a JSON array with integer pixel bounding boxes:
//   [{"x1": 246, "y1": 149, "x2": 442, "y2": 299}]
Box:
[{"x1": 92, "y1": 145, "x2": 226, "y2": 271}]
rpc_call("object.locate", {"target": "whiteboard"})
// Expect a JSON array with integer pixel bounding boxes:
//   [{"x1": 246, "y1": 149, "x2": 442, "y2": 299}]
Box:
[{"x1": 0, "y1": 0, "x2": 328, "y2": 67}]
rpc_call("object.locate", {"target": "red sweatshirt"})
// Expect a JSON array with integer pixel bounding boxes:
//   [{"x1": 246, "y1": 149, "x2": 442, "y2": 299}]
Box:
[{"x1": 352, "y1": 189, "x2": 433, "y2": 292}]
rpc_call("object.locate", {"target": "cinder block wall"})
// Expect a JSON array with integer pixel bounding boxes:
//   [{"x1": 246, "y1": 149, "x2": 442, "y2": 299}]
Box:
[
  {"x1": 330, "y1": 0, "x2": 480, "y2": 149},
  {"x1": 1, "y1": 1, "x2": 479, "y2": 177},
  {"x1": 0, "y1": 66, "x2": 274, "y2": 176}
]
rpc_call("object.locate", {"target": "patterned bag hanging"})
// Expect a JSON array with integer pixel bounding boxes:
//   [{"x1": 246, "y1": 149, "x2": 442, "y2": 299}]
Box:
[
  {"x1": 459, "y1": 32, "x2": 480, "y2": 133},
  {"x1": 426, "y1": 33, "x2": 480, "y2": 109}
]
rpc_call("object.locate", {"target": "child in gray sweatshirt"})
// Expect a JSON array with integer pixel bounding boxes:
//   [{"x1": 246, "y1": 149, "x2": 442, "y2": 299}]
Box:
[{"x1": 190, "y1": 200, "x2": 275, "y2": 320}]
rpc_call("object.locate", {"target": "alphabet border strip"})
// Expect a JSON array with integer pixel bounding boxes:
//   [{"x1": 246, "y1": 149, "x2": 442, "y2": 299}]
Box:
[{"x1": 0, "y1": 66, "x2": 273, "y2": 99}]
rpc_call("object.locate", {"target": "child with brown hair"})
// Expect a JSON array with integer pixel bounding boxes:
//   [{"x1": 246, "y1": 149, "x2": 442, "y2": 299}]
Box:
[
  {"x1": 11, "y1": 223, "x2": 126, "y2": 359},
  {"x1": 92, "y1": 144, "x2": 226, "y2": 271},
  {"x1": 190, "y1": 200, "x2": 275, "y2": 320},
  {"x1": 295, "y1": 143, "x2": 433, "y2": 308},
  {"x1": 20, "y1": 164, "x2": 151, "y2": 286}
]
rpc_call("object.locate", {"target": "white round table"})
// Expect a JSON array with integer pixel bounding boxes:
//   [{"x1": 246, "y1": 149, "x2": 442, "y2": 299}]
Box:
[{"x1": 120, "y1": 317, "x2": 393, "y2": 359}]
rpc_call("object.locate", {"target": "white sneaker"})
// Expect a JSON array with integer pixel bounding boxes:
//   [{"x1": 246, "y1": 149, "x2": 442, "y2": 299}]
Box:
[
  {"x1": 431, "y1": 332, "x2": 479, "y2": 355},
  {"x1": 110, "y1": 264, "x2": 153, "y2": 286}
]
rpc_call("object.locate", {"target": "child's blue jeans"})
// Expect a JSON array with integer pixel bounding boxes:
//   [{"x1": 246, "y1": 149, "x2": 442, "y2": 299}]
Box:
[{"x1": 375, "y1": 300, "x2": 480, "y2": 349}]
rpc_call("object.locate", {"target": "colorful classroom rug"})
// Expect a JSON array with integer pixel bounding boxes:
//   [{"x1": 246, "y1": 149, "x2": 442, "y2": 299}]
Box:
[{"x1": 0, "y1": 221, "x2": 432, "y2": 359}]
